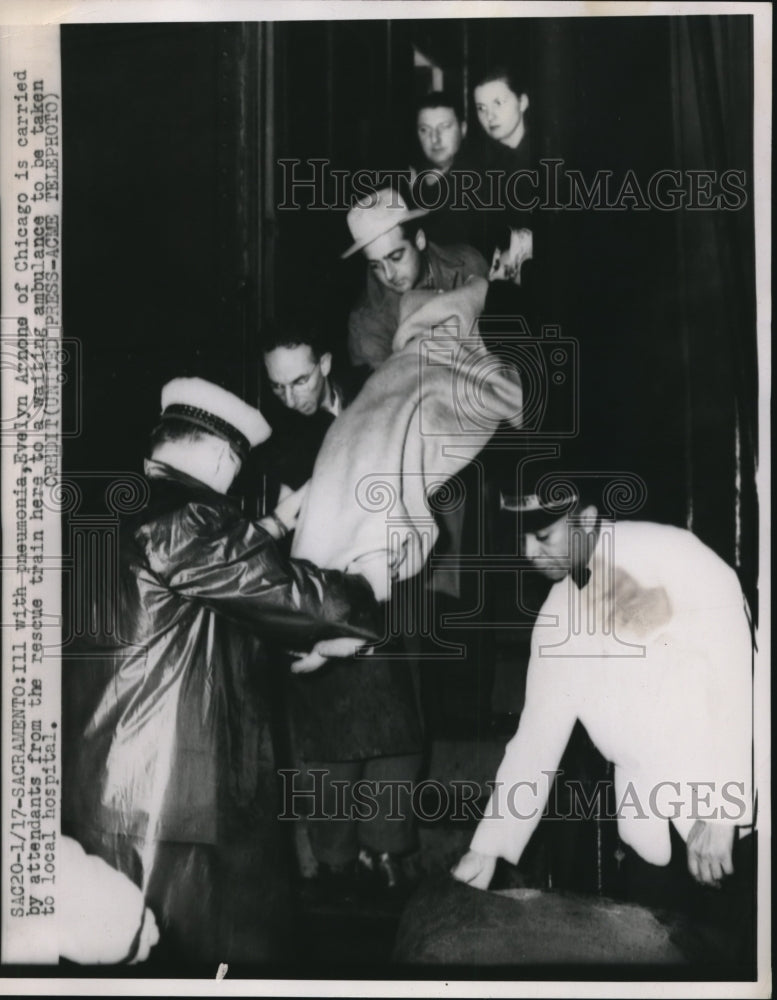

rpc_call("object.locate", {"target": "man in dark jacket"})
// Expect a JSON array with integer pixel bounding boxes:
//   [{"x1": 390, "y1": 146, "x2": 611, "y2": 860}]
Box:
[
  {"x1": 260, "y1": 319, "x2": 363, "y2": 501},
  {"x1": 258, "y1": 323, "x2": 423, "y2": 898},
  {"x1": 343, "y1": 187, "x2": 489, "y2": 371},
  {"x1": 63, "y1": 377, "x2": 381, "y2": 966},
  {"x1": 409, "y1": 90, "x2": 481, "y2": 248}
]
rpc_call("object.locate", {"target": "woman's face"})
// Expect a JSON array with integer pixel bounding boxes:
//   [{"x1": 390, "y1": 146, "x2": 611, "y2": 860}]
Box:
[{"x1": 474, "y1": 79, "x2": 528, "y2": 147}]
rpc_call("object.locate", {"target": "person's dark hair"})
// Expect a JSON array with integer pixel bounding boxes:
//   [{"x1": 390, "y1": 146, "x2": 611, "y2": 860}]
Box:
[
  {"x1": 415, "y1": 89, "x2": 464, "y2": 123},
  {"x1": 262, "y1": 319, "x2": 330, "y2": 360},
  {"x1": 472, "y1": 65, "x2": 528, "y2": 100},
  {"x1": 397, "y1": 218, "x2": 426, "y2": 244}
]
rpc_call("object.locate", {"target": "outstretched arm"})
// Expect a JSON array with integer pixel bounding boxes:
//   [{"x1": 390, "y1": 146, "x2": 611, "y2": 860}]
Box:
[
  {"x1": 452, "y1": 646, "x2": 577, "y2": 889},
  {"x1": 153, "y1": 499, "x2": 383, "y2": 646}
]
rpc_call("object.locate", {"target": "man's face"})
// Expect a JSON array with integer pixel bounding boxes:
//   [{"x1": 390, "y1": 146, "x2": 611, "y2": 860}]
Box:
[
  {"x1": 362, "y1": 226, "x2": 425, "y2": 293},
  {"x1": 264, "y1": 344, "x2": 332, "y2": 416},
  {"x1": 416, "y1": 106, "x2": 465, "y2": 172},
  {"x1": 522, "y1": 514, "x2": 576, "y2": 581},
  {"x1": 474, "y1": 79, "x2": 528, "y2": 146},
  {"x1": 522, "y1": 506, "x2": 598, "y2": 581}
]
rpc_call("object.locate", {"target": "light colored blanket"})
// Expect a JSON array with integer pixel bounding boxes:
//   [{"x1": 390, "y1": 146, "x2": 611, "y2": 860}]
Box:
[{"x1": 292, "y1": 278, "x2": 522, "y2": 600}]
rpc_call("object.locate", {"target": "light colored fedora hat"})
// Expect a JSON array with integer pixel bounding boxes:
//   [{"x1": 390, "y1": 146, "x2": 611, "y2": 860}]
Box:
[{"x1": 341, "y1": 188, "x2": 428, "y2": 259}]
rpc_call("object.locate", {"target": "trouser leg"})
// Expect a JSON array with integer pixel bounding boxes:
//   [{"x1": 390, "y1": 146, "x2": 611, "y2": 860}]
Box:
[
  {"x1": 304, "y1": 759, "x2": 362, "y2": 869},
  {"x1": 216, "y1": 801, "x2": 294, "y2": 964},
  {"x1": 357, "y1": 753, "x2": 423, "y2": 856},
  {"x1": 143, "y1": 840, "x2": 219, "y2": 964}
]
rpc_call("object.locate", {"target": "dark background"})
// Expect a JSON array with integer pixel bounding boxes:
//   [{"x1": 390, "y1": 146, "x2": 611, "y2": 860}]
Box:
[{"x1": 60, "y1": 16, "x2": 758, "y2": 612}]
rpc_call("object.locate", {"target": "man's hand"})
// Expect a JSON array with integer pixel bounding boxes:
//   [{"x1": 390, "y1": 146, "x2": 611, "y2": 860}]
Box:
[
  {"x1": 686, "y1": 819, "x2": 735, "y2": 887},
  {"x1": 259, "y1": 482, "x2": 310, "y2": 540},
  {"x1": 489, "y1": 227, "x2": 533, "y2": 285},
  {"x1": 274, "y1": 481, "x2": 309, "y2": 532},
  {"x1": 290, "y1": 636, "x2": 371, "y2": 674},
  {"x1": 450, "y1": 849, "x2": 497, "y2": 891}
]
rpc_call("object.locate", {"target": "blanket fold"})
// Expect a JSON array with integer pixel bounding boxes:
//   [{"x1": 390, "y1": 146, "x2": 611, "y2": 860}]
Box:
[{"x1": 292, "y1": 279, "x2": 522, "y2": 600}]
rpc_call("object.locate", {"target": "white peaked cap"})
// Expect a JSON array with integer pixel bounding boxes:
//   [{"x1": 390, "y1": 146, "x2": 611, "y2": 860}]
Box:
[{"x1": 160, "y1": 377, "x2": 271, "y2": 457}]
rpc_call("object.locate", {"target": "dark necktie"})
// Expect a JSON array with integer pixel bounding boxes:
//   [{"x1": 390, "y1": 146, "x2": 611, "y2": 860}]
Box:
[{"x1": 571, "y1": 565, "x2": 592, "y2": 590}]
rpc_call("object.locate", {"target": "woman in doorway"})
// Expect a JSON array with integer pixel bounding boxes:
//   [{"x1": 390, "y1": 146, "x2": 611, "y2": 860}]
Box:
[{"x1": 472, "y1": 66, "x2": 532, "y2": 167}]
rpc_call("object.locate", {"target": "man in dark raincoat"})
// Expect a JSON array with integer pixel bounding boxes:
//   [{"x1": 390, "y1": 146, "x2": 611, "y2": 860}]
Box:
[{"x1": 62, "y1": 377, "x2": 382, "y2": 966}]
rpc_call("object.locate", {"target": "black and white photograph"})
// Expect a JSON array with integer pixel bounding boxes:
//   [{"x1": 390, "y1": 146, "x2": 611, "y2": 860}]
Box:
[{"x1": 0, "y1": 1, "x2": 770, "y2": 995}]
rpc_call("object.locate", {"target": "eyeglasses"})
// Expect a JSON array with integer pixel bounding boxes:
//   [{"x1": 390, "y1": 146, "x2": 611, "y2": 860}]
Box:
[{"x1": 269, "y1": 368, "x2": 319, "y2": 394}]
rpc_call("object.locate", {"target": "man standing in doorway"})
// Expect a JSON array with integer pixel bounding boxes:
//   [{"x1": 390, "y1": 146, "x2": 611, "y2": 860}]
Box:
[{"x1": 409, "y1": 91, "x2": 478, "y2": 248}]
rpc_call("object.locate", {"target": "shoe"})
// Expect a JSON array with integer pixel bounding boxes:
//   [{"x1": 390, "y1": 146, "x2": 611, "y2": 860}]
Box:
[{"x1": 357, "y1": 849, "x2": 416, "y2": 905}]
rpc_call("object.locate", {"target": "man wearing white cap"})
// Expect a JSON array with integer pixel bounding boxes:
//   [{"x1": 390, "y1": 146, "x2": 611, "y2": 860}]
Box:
[
  {"x1": 343, "y1": 186, "x2": 489, "y2": 371},
  {"x1": 451, "y1": 476, "x2": 755, "y2": 949},
  {"x1": 63, "y1": 377, "x2": 382, "y2": 965}
]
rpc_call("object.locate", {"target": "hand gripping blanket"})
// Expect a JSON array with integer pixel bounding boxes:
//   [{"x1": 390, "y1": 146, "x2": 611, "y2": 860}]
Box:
[{"x1": 291, "y1": 278, "x2": 522, "y2": 600}]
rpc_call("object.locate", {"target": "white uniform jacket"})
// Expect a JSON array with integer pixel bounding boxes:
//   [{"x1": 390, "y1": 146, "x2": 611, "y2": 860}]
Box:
[{"x1": 471, "y1": 521, "x2": 754, "y2": 866}]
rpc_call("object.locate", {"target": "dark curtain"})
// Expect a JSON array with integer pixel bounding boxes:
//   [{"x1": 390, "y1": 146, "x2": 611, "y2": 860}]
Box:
[
  {"x1": 668, "y1": 15, "x2": 758, "y2": 615},
  {"x1": 61, "y1": 23, "x2": 263, "y2": 506}
]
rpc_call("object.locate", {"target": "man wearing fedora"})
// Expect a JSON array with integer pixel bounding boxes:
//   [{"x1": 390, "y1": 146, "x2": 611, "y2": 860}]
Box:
[
  {"x1": 451, "y1": 474, "x2": 756, "y2": 962},
  {"x1": 63, "y1": 376, "x2": 383, "y2": 965},
  {"x1": 343, "y1": 186, "x2": 489, "y2": 372}
]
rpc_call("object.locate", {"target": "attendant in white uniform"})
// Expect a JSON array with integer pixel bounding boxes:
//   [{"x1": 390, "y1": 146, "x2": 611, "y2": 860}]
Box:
[{"x1": 453, "y1": 481, "x2": 755, "y2": 893}]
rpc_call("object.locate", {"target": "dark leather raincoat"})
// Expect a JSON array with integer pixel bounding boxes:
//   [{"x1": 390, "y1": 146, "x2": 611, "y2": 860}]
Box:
[{"x1": 63, "y1": 461, "x2": 380, "y2": 964}]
